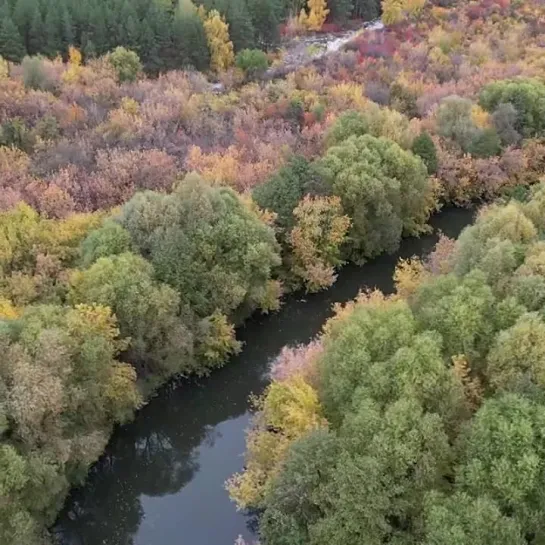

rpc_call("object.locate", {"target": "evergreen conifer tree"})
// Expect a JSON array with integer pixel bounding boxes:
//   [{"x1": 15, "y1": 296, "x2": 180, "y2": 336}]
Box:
[
  {"x1": 44, "y1": 4, "x2": 63, "y2": 57},
  {"x1": 224, "y1": 0, "x2": 256, "y2": 52},
  {"x1": 0, "y1": 9, "x2": 26, "y2": 62},
  {"x1": 172, "y1": 0, "x2": 210, "y2": 71},
  {"x1": 249, "y1": 0, "x2": 279, "y2": 49},
  {"x1": 13, "y1": 0, "x2": 35, "y2": 52},
  {"x1": 27, "y1": 3, "x2": 45, "y2": 56}
]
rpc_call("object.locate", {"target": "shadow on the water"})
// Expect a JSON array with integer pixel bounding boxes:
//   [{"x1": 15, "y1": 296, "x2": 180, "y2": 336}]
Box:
[{"x1": 53, "y1": 206, "x2": 476, "y2": 545}]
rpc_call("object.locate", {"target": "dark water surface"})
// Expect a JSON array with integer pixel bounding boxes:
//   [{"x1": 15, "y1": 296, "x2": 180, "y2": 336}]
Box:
[{"x1": 54, "y1": 207, "x2": 475, "y2": 545}]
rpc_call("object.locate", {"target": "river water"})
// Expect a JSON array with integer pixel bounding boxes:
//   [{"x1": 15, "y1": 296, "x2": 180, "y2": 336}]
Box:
[{"x1": 54, "y1": 206, "x2": 475, "y2": 545}]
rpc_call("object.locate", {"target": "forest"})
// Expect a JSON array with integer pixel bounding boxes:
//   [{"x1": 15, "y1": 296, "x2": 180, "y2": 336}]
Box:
[
  {"x1": 0, "y1": 0, "x2": 381, "y2": 73},
  {"x1": 229, "y1": 187, "x2": 545, "y2": 545},
  {"x1": 0, "y1": 0, "x2": 545, "y2": 542}
]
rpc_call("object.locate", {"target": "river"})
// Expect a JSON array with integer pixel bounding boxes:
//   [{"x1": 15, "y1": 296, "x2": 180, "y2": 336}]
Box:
[{"x1": 53, "y1": 206, "x2": 475, "y2": 545}]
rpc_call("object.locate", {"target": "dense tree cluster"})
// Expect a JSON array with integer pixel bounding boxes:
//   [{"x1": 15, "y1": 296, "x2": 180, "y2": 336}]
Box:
[
  {"x1": 1, "y1": 0, "x2": 545, "y2": 541},
  {"x1": 0, "y1": 174, "x2": 282, "y2": 544},
  {"x1": 229, "y1": 186, "x2": 545, "y2": 545},
  {"x1": 0, "y1": 0, "x2": 383, "y2": 73}
]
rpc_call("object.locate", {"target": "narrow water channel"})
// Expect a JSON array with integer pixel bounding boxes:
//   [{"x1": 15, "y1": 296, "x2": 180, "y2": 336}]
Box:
[{"x1": 54, "y1": 206, "x2": 475, "y2": 545}]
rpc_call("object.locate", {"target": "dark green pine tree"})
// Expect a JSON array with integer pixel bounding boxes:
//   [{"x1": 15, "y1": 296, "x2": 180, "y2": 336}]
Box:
[
  {"x1": 87, "y1": 3, "x2": 108, "y2": 56},
  {"x1": 249, "y1": 0, "x2": 279, "y2": 50},
  {"x1": 0, "y1": 8, "x2": 26, "y2": 62},
  {"x1": 44, "y1": 3, "x2": 63, "y2": 57},
  {"x1": 60, "y1": 6, "x2": 74, "y2": 55},
  {"x1": 224, "y1": 0, "x2": 256, "y2": 53},
  {"x1": 145, "y1": 2, "x2": 172, "y2": 71},
  {"x1": 172, "y1": 2, "x2": 209, "y2": 71},
  {"x1": 27, "y1": 2, "x2": 44, "y2": 55},
  {"x1": 353, "y1": 0, "x2": 380, "y2": 20},
  {"x1": 138, "y1": 20, "x2": 161, "y2": 73},
  {"x1": 12, "y1": 0, "x2": 35, "y2": 53},
  {"x1": 328, "y1": 0, "x2": 354, "y2": 23}
]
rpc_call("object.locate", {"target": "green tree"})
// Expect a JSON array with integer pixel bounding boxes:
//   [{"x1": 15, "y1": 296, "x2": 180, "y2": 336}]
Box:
[
  {"x1": 235, "y1": 48, "x2": 268, "y2": 76},
  {"x1": 457, "y1": 393, "x2": 545, "y2": 537},
  {"x1": 119, "y1": 173, "x2": 281, "y2": 319},
  {"x1": 253, "y1": 156, "x2": 328, "y2": 230},
  {"x1": 69, "y1": 252, "x2": 194, "y2": 382},
  {"x1": 12, "y1": 0, "x2": 35, "y2": 52},
  {"x1": 27, "y1": 3, "x2": 45, "y2": 56},
  {"x1": 108, "y1": 46, "x2": 142, "y2": 82},
  {"x1": 249, "y1": 0, "x2": 279, "y2": 49},
  {"x1": 480, "y1": 78, "x2": 545, "y2": 138},
  {"x1": 411, "y1": 131, "x2": 438, "y2": 174},
  {"x1": 468, "y1": 128, "x2": 502, "y2": 158},
  {"x1": 328, "y1": 0, "x2": 353, "y2": 22},
  {"x1": 422, "y1": 492, "x2": 525, "y2": 545},
  {"x1": 224, "y1": 0, "x2": 256, "y2": 52},
  {"x1": 319, "y1": 134, "x2": 435, "y2": 261},
  {"x1": 436, "y1": 95, "x2": 478, "y2": 150},
  {"x1": 79, "y1": 220, "x2": 133, "y2": 268},
  {"x1": 353, "y1": 0, "x2": 380, "y2": 20},
  {"x1": 172, "y1": 0, "x2": 210, "y2": 71},
  {"x1": 0, "y1": 11, "x2": 25, "y2": 63}
]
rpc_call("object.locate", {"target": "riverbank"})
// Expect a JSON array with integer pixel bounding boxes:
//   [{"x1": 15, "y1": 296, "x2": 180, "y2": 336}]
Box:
[{"x1": 53, "y1": 205, "x2": 475, "y2": 545}]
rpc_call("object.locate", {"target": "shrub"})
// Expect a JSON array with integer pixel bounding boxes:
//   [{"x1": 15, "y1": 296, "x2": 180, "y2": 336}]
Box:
[
  {"x1": 411, "y1": 132, "x2": 438, "y2": 174},
  {"x1": 479, "y1": 79, "x2": 545, "y2": 138},
  {"x1": 21, "y1": 56, "x2": 54, "y2": 91},
  {"x1": 108, "y1": 47, "x2": 142, "y2": 83},
  {"x1": 468, "y1": 128, "x2": 502, "y2": 158},
  {"x1": 235, "y1": 48, "x2": 269, "y2": 75}
]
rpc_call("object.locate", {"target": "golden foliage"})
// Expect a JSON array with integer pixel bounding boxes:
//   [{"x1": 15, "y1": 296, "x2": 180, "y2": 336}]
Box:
[
  {"x1": 0, "y1": 56, "x2": 8, "y2": 80},
  {"x1": 62, "y1": 47, "x2": 84, "y2": 84},
  {"x1": 226, "y1": 374, "x2": 325, "y2": 509},
  {"x1": 0, "y1": 297, "x2": 19, "y2": 319},
  {"x1": 471, "y1": 104, "x2": 491, "y2": 129},
  {"x1": 299, "y1": 0, "x2": 330, "y2": 31},
  {"x1": 452, "y1": 354, "x2": 482, "y2": 411},
  {"x1": 203, "y1": 10, "x2": 235, "y2": 73},
  {"x1": 394, "y1": 257, "x2": 429, "y2": 298},
  {"x1": 290, "y1": 195, "x2": 350, "y2": 292}
]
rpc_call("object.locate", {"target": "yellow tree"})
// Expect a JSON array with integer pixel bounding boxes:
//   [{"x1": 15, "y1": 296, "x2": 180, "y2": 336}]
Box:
[
  {"x1": 203, "y1": 9, "x2": 234, "y2": 72},
  {"x1": 299, "y1": 0, "x2": 330, "y2": 31}
]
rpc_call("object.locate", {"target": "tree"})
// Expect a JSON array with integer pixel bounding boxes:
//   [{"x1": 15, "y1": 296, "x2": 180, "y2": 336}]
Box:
[
  {"x1": 353, "y1": 0, "x2": 380, "y2": 19},
  {"x1": 422, "y1": 492, "x2": 525, "y2": 545},
  {"x1": 299, "y1": 0, "x2": 330, "y2": 31},
  {"x1": 253, "y1": 156, "x2": 328, "y2": 230},
  {"x1": 79, "y1": 220, "x2": 133, "y2": 268},
  {"x1": 468, "y1": 128, "x2": 502, "y2": 158},
  {"x1": 43, "y1": 2, "x2": 63, "y2": 57},
  {"x1": 492, "y1": 103, "x2": 521, "y2": 146},
  {"x1": 436, "y1": 95, "x2": 478, "y2": 150},
  {"x1": 235, "y1": 48, "x2": 268, "y2": 76},
  {"x1": 457, "y1": 393, "x2": 545, "y2": 536},
  {"x1": 290, "y1": 195, "x2": 350, "y2": 292},
  {"x1": 224, "y1": 0, "x2": 256, "y2": 52},
  {"x1": 411, "y1": 132, "x2": 438, "y2": 174},
  {"x1": 203, "y1": 9, "x2": 235, "y2": 72},
  {"x1": 249, "y1": 0, "x2": 280, "y2": 49},
  {"x1": 319, "y1": 134, "x2": 435, "y2": 261},
  {"x1": 69, "y1": 252, "x2": 194, "y2": 381},
  {"x1": 172, "y1": 0, "x2": 210, "y2": 71},
  {"x1": 480, "y1": 79, "x2": 545, "y2": 138},
  {"x1": 27, "y1": 4, "x2": 45, "y2": 56},
  {"x1": 12, "y1": 0, "x2": 35, "y2": 52},
  {"x1": 118, "y1": 173, "x2": 281, "y2": 319},
  {"x1": 108, "y1": 46, "x2": 142, "y2": 82},
  {"x1": 0, "y1": 12, "x2": 25, "y2": 63},
  {"x1": 328, "y1": 0, "x2": 353, "y2": 23}
]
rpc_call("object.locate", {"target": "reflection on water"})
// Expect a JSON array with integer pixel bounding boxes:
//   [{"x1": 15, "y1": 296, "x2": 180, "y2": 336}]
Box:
[{"x1": 54, "y1": 207, "x2": 475, "y2": 545}]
